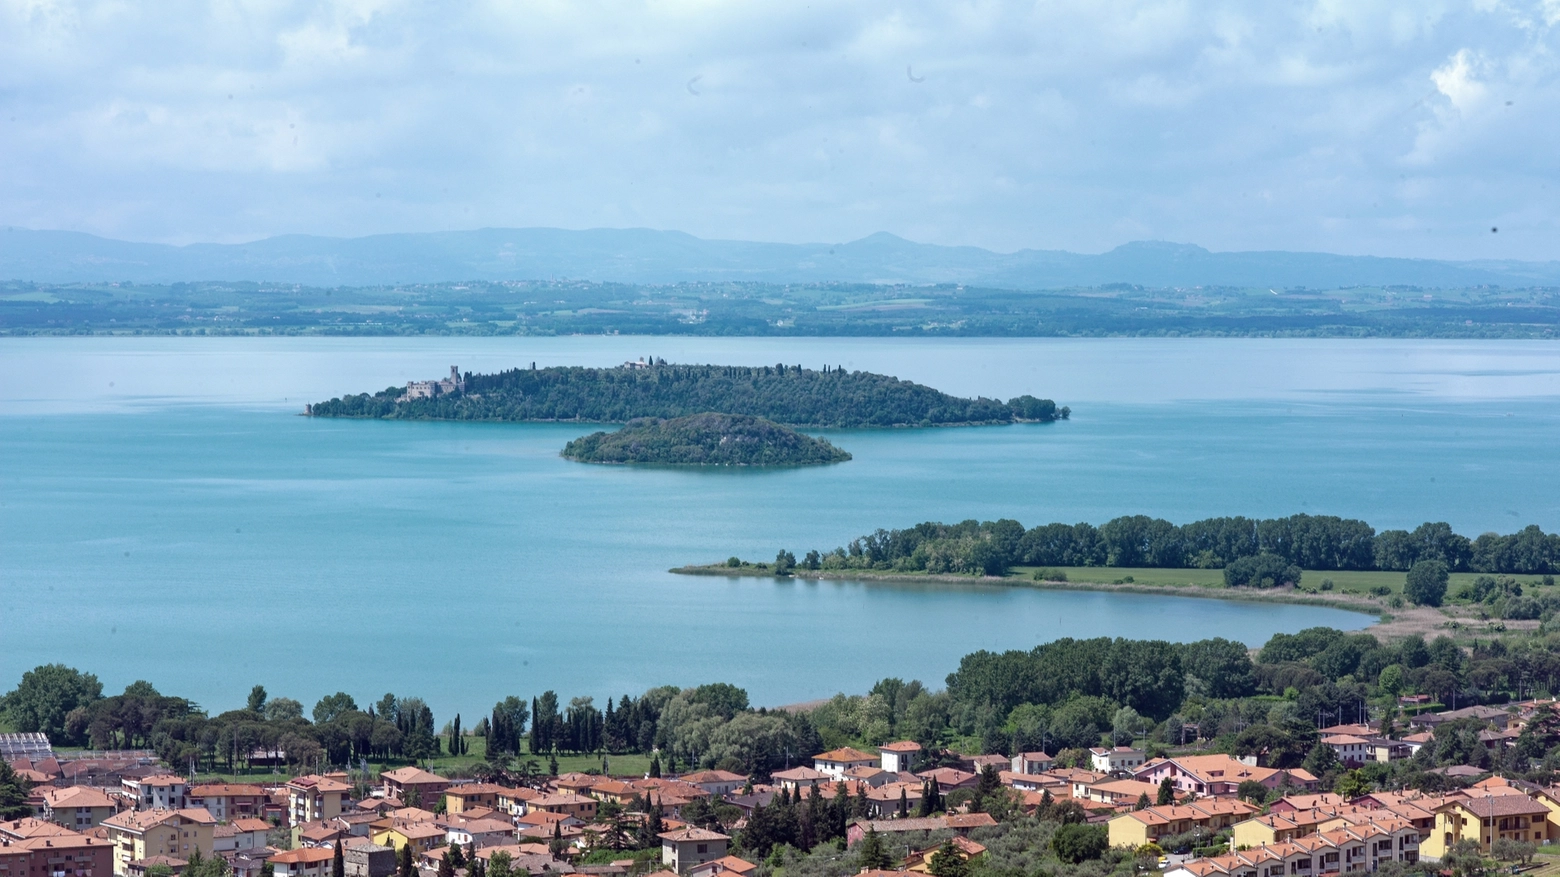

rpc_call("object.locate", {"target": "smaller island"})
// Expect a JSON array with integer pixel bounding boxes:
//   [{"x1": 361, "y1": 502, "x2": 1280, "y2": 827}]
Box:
[{"x1": 561, "y1": 412, "x2": 852, "y2": 467}]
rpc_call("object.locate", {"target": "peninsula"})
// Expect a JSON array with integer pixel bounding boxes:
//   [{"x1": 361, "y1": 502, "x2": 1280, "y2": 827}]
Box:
[
  {"x1": 561, "y1": 413, "x2": 851, "y2": 466},
  {"x1": 306, "y1": 360, "x2": 1069, "y2": 428}
]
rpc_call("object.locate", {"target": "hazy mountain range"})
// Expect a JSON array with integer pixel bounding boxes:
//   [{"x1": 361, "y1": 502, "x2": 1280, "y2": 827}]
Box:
[{"x1": 3, "y1": 226, "x2": 1557, "y2": 289}]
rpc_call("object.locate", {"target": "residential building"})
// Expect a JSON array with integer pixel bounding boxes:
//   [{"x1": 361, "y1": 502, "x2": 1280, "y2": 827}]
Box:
[
  {"x1": 1422, "y1": 794, "x2": 1552, "y2": 858},
  {"x1": 687, "y1": 855, "x2": 756, "y2": 877},
  {"x1": 915, "y1": 768, "x2": 978, "y2": 792},
  {"x1": 379, "y1": 769, "x2": 449, "y2": 809},
  {"x1": 269, "y1": 848, "x2": 336, "y2": 877},
  {"x1": 812, "y1": 748, "x2": 878, "y2": 780},
  {"x1": 211, "y1": 819, "x2": 271, "y2": 855},
  {"x1": 4, "y1": 832, "x2": 114, "y2": 877},
  {"x1": 903, "y1": 837, "x2": 985, "y2": 874},
  {"x1": 843, "y1": 767, "x2": 895, "y2": 788},
  {"x1": 1089, "y1": 747, "x2": 1147, "y2": 774},
  {"x1": 343, "y1": 843, "x2": 397, "y2": 877},
  {"x1": 121, "y1": 777, "x2": 186, "y2": 812},
  {"x1": 1133, "y1": 755, "x2": 1319, "y2": 797},
  {"x1": 879, "y1": 742, "x2": 921, "y2": 774},
  {"x1": 39, "y1": 787, "x2": 118, "y2": 830},
  {"x1": 371, "y1": 822, "x2": 445, "y2": 857},
  {"x1": 441, "y1": 817, "x2": 515, "y2": 849},
  {"x1": 770, "y1": 768, "x2": 829, "y2": 792},
  {"x1": 1320, "y1": 735, "x2": 1372, "y2": 767},
  {"x1": 659, "y1": 827, "x2": 729, "y2": 873},
  {"x1": 443, "y1": 785, "x2": 510, "y2": 815},
  {"x1": 1107, "y1": 801, "x2": 1261, "y2": 848},
  {"x1": 529, "y1": 794, "x2": 597, "y2": 821},
  {"x1": 287, "y1": 776, "x2": 350, "y2": 827},
  {"x1": 185, "y1": 785, "x2": 267, "y2": 821},
  {"x1": 677, "y1": 772, "x2": 746, "y2": 797},
  {"x1": 1074, "y1": 778, "x2": 1164, "y2": 807},
  {"x1": 101, "y1": 809, "x2": 216, "y2": 877}
]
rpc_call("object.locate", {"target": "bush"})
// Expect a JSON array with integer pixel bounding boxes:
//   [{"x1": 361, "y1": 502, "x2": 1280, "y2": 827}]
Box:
[
  {"x1": 1051, "y1": 824, "x2": 1108, "y2": 864},
  {"x1": 1369, "y1": 585, "x2": 1392, "y2": 596},
  {"x1": 1320, "y1": 579, "x2": 1334, "y2": 591},
  {"x1": 1224, "y1": 553, "x2": 1303, "y2": 588},
  {"x1": 1405, "y1": 560, "x2": 1450, "y2": 607},
  {"x1": 1031, "y1": 568, "x2": 1067, "y2": 582}
]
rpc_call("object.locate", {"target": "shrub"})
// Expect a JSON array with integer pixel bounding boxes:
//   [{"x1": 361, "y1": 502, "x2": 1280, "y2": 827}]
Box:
[
  {"x1": 1224, "y1": 553, "x2": 1303, "y2": 588},
  {"x1": 1051, "y1": 824, "x2": 1108, "y2": 864}
]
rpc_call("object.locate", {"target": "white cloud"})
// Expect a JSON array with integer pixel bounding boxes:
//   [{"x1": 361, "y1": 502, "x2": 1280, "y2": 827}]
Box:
[
  {"x1": 0, "y1": 0, "x2": 1556, "y2": 259},
  {"x1": 1432, "y1": 48, "x2": 1488, "y2": 111}
]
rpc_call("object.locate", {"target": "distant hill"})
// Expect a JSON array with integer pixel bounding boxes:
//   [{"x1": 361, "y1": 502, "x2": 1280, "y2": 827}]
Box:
[
  {"x1": 562, "y1": 413, "x2": 851, "y2": 466},
  {"x1": 3, "y1": 226, "x2": 1557, "y2": 289}
]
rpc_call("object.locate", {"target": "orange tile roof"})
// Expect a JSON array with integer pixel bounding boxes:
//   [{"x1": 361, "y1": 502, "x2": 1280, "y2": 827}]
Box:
[{"x1": 812, "y1": 747, "x2": 876, "y2": 763}]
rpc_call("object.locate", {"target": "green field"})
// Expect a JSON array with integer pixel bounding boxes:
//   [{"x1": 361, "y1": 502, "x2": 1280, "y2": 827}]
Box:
[
  {"x1": 177, "y1": 734, "x2": 654, "y2": 785},
  {"x1": 1010, "y1": 565, "x2": 1530, "y2": 599}
]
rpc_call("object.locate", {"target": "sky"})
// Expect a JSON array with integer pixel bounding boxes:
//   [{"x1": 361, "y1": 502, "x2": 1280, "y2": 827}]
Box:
[{"x1": 1, "y1": 0, "x2": 1558, "y2": 260}]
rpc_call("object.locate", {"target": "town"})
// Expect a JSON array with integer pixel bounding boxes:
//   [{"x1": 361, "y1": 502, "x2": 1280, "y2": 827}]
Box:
[{"x1": 5, "y1": 690, "x2": 1560, "y2": 877}]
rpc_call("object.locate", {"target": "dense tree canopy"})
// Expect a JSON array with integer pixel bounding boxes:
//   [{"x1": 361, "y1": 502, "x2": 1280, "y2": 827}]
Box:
[
  {"x1": 562, "y1": 413, "x2": 850, "y2": 466},
  {"x1": 310, "y1": 362, "x2": 1068, "y2": 428},
  {"x1": 781, "y1": 514, "x2": 1560, "y2": 578}
]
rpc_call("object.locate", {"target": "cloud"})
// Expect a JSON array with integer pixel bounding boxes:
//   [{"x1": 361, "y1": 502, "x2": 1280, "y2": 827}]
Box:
[{"x1": 0, "y1": 0, "x2": 1556, "y2": 260}]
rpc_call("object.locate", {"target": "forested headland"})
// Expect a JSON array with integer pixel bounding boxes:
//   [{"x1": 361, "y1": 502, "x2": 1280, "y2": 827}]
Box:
[
  {"x1": 562, "y1": 413, "x2": 851, "y2": 466},
  {"x1": 695, "y1": 513, "x2": 1560, "y2": 597},
  {"x1": 307, "y1": 361, "x2": 1068, "y2": 428}
]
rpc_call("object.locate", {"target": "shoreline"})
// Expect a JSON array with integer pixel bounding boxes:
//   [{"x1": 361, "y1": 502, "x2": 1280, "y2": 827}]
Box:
[{"x1": 669, "y1": 564, "x2": 1512, "y2": 641}]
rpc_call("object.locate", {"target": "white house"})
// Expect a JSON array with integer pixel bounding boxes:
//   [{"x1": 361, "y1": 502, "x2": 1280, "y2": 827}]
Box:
[
  {"x1": 1089, "y1": 747, "x2": 1147, "y2": 774},
  {"x1": 879, "y1": 742, "x2": 922, "y2": 774},
  {"x1": 813, "y1": 748, "x2": 877, "y2": 780}
]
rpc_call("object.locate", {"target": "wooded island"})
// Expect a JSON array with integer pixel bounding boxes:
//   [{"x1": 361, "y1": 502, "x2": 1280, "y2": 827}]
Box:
[
  {"x1": 562, "y1": 413, "x2": 851, "y2": 466},
  {"x1": 306, "y1": 361, "x2": 1069, "y2": 428}
]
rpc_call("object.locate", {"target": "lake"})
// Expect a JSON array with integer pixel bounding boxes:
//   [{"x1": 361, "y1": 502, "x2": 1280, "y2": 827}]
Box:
[{"x1": 4, "y1": 336, "x2": 1559, "y2": 718}]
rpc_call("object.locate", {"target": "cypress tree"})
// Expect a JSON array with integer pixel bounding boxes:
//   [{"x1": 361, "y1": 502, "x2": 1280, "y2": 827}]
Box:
[
  {"x1": 858, "y1": 827, "x2": 890, "y2": 870},
  {"x1": 397, "y1": 842, "x2": 414, "y2": 877},
  {"x1": 898, "y1": 786, "x2": 908, "y2": 818},
  {"x1": 332, "y1": 842, "x2": 344, "y2": 877}
]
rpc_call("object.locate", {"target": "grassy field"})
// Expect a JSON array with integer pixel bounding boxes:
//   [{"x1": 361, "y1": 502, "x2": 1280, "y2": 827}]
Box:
[{"x1": 1010, "y1": 565, "x2": 1531, "y2": 599}]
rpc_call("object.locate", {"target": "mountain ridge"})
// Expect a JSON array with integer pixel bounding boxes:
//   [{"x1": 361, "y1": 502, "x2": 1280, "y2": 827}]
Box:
[{"x1": 2, "y1": 225, "x2": 1557, "y2": 289}]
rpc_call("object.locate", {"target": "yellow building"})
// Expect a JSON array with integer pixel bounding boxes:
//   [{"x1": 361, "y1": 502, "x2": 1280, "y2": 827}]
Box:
[
  {"x1": 39, "y1": 786, "x2": 120, "y2": 830},
  {"x1": 101, "y1": 809, "x2": 216, "y2": 877},
  {"x1": 444, "y1": 783, "x2": 510, "y2": 815},
  {"x1": 286, "y1": 775, "x2": 350, "y2": 827},
  {"x1": 1422, "y1": 795, "x2": 1551, "y2": 859},
  {"x1": 371, "y1": 822, "x2": 446, "y2": 856},
  {"x1": 1109, "y1": 801, "x2": 1260, "y2": 849}
]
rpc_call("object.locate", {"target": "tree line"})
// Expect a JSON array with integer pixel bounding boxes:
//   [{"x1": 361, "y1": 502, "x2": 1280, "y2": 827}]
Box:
[
  {"x1": 781, "y1": 515, "x2": 1560, "y2": 578},
  {"x1": 16, "y1": 618, "x2": 1560, "y2": 804},
  {"x1": 308, "y1": 362, "x2": 1068, "y2": 428}
]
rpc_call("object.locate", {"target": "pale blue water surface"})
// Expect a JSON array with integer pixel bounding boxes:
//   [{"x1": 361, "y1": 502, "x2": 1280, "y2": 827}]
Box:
[{"x1": 4, "y1": 337, "x2": 1559, "y2": 717}]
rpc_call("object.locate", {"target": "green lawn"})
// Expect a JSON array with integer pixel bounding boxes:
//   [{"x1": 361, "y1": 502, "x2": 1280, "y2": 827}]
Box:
[{"x1": 1009, "y1": 565, "x2": 1543, "y2": 600}]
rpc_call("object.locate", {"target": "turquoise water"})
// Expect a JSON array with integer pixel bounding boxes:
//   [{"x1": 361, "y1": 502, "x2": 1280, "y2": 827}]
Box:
[{"x1": 4, "y1": 337, "x2": 1559, "y2": 717}]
